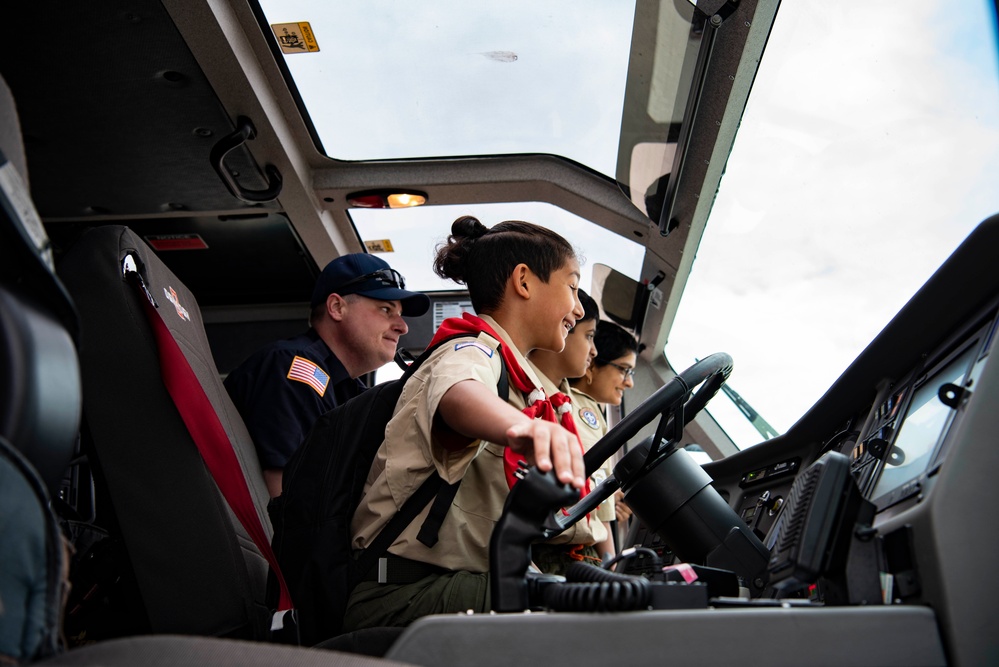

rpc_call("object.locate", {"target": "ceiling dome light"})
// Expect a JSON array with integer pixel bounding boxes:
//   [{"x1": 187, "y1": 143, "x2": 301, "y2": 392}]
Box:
[
  {"x1": 386, "y1": 192, "x2": 426, "y2": 208},
  {"x1": 346, "y1": 190, "x2": 428, "y2": 209}
]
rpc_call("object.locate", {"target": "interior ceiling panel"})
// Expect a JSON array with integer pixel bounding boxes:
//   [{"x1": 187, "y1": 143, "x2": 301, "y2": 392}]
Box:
[
  {"x1": 1, "y1": 1, "x2": 277, "y2": 219},
  {"x1": 46, "y1": 213, "x2": 318, "y2": 307}
]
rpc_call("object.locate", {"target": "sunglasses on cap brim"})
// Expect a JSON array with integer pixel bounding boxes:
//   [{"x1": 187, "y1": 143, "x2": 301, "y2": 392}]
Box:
[{"x1": 336, "y1": 267, "x2": 406, "y2": 293}]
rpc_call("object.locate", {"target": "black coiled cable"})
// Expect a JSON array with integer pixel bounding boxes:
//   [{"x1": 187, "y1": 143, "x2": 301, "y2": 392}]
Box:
[{"x1": 542, "y1": 561, "x2": 651, "y2": 612}]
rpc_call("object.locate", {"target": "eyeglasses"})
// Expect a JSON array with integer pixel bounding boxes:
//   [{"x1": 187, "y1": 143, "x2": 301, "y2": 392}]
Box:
[
  {"x1": 337, "y1": 267, "x2": 406, "y2": 292},
  {"x1": 605, "y1": 361, "x2": 635, "y2": 378}
]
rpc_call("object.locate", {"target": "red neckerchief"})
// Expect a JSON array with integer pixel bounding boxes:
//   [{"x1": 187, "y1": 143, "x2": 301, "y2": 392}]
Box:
[{"x1": 429, "y1": 313, "x2": 590, "y2": 498}]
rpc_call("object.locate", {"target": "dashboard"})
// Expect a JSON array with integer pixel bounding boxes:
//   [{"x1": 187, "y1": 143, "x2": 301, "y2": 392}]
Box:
[
  {"x1": 862, "y1": 314, "x2": 993, "y2": 515},
  {"x1": 729, "y1": 300, "x2": 997, "y2": 552}
]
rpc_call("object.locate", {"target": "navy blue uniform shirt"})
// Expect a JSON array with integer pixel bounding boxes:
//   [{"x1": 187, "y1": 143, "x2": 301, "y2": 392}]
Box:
[{"x1": 225, "y1": 329, "x2": 365, "y2": 469}]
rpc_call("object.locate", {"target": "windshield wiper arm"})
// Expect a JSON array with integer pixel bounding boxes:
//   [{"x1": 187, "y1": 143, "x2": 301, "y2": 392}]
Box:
[{"x1": 720, "y1": 383, "x2": 779, "y2": 441}]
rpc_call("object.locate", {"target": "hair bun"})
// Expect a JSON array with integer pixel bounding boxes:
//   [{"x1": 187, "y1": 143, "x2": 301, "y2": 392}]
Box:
[{"x1": 451, "y1": 215, "x2": 488, "y2": 240}]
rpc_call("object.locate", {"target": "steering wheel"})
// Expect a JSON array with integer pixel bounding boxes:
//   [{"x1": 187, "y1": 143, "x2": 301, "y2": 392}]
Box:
[
  {"x1": 551, "y1": 352, "x2": 733, "y2": 533},
  {"x1": 489, "y1": 353, "x2": 734, "y2": 612}
]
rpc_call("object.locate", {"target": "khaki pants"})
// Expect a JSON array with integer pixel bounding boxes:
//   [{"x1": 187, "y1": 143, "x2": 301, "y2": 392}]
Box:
[{"x1": 343, "y1": 570, "x2": 491, "y2": 631}]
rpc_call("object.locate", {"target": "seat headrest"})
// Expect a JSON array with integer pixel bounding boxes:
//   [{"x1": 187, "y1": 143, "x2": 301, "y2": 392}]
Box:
[
  {"x1": 0, "y1": 74, "x2": 29, "y2": 188},
  {"x1": 0, "y1": 74, "x2": 80, "y2": 343}
]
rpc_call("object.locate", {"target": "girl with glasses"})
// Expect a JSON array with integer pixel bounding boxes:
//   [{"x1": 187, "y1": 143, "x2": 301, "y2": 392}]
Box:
[
  {"x1": 569, "y1": 320, "x2": 641, "y2": 529},
  {"x1": 572, "y1": 321, "x2": 640, "y2": 407}
]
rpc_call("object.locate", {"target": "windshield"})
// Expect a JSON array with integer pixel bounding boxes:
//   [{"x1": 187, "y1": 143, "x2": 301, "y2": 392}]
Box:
[{"x1": 665, "y1": 0, "x2": 999, "y2": 448}]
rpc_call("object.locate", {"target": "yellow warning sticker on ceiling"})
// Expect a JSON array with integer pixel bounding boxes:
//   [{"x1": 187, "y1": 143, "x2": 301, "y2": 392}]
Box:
[
  {"x1": 364, "y1": 239, "x2": 395, "y2": 253},
  {"x1": 272, "y1": 22, "x2": 320, "y2": 54}
]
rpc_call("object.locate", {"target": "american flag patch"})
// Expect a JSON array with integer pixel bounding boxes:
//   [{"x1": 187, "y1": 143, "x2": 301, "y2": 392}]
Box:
[{"x1": 287, "y1": 356, "x2": 330, "y2": 396}]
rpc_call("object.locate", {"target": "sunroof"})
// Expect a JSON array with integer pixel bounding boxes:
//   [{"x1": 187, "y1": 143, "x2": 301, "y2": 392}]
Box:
[
  {"x1": 255, "y1": 1, "x2": 636, "y2": 177},
  {"x1": 253, "y1": 0, "x2": 709, "y2": 221}
]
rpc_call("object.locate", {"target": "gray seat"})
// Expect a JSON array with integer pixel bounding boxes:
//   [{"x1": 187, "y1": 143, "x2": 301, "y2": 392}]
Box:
[{"x1": 34, "y1": 635, "x2": 415, "y2": 667}]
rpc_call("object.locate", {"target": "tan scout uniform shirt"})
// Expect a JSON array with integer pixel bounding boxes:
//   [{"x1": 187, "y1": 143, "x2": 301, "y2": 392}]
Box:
[
  {"x1": 529, "y1": 369, "x2": 608, "y2": 545},
  {"x1": 351, "y1": 315, "x2": 589, "y2": 573},
  {"x1": 570, "y1": 388, "x2": 617, "y2": 524}
]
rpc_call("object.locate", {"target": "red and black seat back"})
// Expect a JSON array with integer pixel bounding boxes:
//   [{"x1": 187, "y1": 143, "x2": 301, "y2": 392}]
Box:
[{"x1": 59, "y1": 225, "x2": 274, "y2": 638}]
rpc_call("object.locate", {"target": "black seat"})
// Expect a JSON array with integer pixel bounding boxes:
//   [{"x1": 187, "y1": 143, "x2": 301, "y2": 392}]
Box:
[{"x1": 56, "y1": 225, "x2": 277, "y2": 638}]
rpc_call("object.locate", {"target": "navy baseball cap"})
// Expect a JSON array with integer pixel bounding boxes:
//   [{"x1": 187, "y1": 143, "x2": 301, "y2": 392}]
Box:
[{"x1": 310, "y1": 253, "x2": 430, "y2": 317}]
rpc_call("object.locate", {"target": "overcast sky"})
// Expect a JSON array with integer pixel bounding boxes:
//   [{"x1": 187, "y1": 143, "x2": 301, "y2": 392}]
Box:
[{"x1": 264, "y1": 0, "x2": 632, "y2": 169}]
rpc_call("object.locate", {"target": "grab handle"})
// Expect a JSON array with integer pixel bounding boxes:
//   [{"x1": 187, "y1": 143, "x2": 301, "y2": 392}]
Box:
[{"x1": 210, "y1": 116, "x2": 283, "y2": 203}]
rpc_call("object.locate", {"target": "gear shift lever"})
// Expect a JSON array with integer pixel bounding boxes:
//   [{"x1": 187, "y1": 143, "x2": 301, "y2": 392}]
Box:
[{"x1": 489, "y1": 463, "x2": 578, "y2": 612}]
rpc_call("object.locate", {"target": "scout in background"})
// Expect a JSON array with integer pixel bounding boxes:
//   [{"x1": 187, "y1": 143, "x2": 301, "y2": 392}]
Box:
[{"x1": 529, "y1": 288, "x2": 617, "y2": 574}]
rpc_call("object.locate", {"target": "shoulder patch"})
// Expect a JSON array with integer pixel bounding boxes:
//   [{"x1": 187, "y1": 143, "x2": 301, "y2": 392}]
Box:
[
  {"x1": 578, "y1": 408, "x2": 600, "y2": 430},
  {"x1": 287, "y1": 355, "x2": 330, "y2": 396},
  {"x1": 454, "y1": 340, "x2": 494, "y2": 357}
]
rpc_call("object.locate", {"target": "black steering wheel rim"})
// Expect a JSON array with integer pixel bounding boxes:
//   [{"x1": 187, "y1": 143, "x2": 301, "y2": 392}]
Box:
[
  {"x1": 546, "y1": 353, "x2": 732, "y2": 536},
  {"x1": 582, "y1": 352, "x2": 733, "y2": 477}
]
